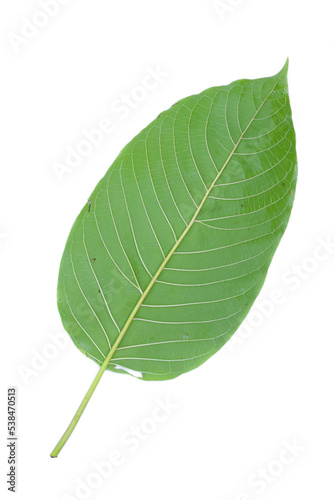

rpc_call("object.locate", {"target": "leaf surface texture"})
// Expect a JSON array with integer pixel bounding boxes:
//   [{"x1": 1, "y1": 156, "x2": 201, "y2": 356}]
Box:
[{"x1": 58, "y1": 62, "x2": 297, "y2": 381}]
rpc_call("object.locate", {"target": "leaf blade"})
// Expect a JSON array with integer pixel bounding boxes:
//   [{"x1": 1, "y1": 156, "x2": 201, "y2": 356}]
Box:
[{"x1": 58, "y1": 61, "x2": 297, "y2": 381}]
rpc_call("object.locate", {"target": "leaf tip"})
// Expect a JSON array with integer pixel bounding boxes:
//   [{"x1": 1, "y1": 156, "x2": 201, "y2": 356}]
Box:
[
  {"x1": 271, "y1": 58, "x2": 289, "y2": 89},
  {"x1": 279, "y1": 58, "x2": 289, "y2": 77}
]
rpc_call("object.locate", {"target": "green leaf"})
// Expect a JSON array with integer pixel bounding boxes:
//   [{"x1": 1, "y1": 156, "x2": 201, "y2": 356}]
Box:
[
  {"x1": 51, "y1": 61, "x2": 297, "y2": 456},
  {"x1": 58, "y1": 60, "x2": 297, "y2": 381}
]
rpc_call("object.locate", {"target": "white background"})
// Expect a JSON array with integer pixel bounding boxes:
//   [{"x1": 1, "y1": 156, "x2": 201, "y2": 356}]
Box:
[{"x1": 1, "y1": 1, "x2": 333, "y2": 499}]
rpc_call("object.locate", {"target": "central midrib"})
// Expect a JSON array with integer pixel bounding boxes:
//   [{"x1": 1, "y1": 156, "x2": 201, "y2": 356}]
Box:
[{"x1": 101, "y1": 72, "x2": 284, "y2": 370}]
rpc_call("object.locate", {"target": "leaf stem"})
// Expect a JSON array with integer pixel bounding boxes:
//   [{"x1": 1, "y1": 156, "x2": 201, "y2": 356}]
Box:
[
  {"x1": 50, "y1": 359, "x2": 107, "y2": 457},
  {"x1": 50, "y1": 348, "x2": 115, "y2": 457}
]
